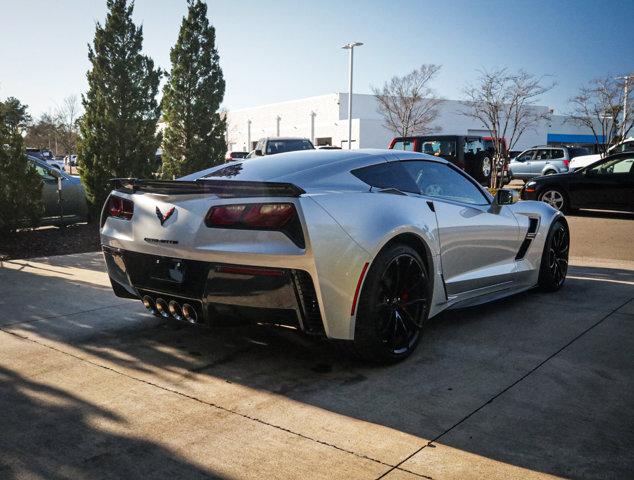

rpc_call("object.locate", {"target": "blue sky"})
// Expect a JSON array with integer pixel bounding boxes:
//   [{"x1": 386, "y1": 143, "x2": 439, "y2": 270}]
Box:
[{"x1": 0, "y1": 0, "x2": 632, "y2": 118}]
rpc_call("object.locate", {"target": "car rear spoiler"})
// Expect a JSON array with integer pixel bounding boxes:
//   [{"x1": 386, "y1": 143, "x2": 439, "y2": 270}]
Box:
[{"x1": 110, "y1": 178, "x2": 305, "y2": 197}]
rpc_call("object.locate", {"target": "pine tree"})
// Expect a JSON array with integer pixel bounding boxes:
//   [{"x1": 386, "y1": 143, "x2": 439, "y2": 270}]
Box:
[
  {"x1": 0, "y1": 98, "x2": 43, "y2": 233},
  {"x1": 161, "y1": 0, "x2": 226, "y2": 179},
  {"x1": 78, "y1": 0, "x2": 161, "y2": 212}
]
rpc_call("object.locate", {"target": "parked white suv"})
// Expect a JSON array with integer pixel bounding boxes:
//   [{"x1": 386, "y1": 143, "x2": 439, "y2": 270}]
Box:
[{"x1": 569, "y1": 137, "x2": 634, "y2": 171}]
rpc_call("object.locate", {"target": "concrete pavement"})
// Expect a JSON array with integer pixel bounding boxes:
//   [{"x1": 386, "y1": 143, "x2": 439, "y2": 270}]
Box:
[{"x1": 0, "y1": 247, "x2": 633, "y2": 478}]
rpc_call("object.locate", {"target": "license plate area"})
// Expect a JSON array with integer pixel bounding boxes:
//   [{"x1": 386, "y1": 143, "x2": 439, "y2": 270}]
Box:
[{"x1": 150, "y1": 257, "x2": 185, "y2": 283}]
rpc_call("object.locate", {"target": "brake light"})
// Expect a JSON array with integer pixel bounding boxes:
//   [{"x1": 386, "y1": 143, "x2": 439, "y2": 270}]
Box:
[
  {"x1": 206, "y1": 203, "x2": 295, "y2": 229},
  {"x1": 102, "y1": 194, "x2": 134, "y2": 226},
  {"x1": 205, "y1": 202, "x2": 305, "y2": 248},
  {"x1": 563, "y1": 159, "x2": 570, "y2": 168}
]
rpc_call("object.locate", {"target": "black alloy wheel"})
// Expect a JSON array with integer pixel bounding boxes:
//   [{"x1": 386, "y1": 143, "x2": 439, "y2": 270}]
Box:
[
  {"x1": 376, "y1": 254, "x2": 427, "y2": 355},
  {"x1": 538, "y1": 220, "x2": 569, "y2": 291},
  {"x1": 349, "y1": 244, "x2": 430, "y2": 363}
]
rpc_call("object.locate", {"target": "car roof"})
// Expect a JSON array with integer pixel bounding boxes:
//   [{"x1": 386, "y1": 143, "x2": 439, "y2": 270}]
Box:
[
  {"x1": 395, "y1": 135, "x2": 464, "y2": 140},
  {"x1": 181, "y1": 149, "x2": 446, "y2": 188},
  {"x1": 261, "y1": 137, "x2": 312, "y2": 141}
]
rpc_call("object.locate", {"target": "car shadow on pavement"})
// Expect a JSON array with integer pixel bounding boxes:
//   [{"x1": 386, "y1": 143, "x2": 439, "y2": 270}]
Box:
[{"x1": 2, "y1": 263, "x2": 633, "y2": 479}]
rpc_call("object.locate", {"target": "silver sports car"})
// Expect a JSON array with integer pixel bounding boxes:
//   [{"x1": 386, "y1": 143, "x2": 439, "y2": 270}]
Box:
[{"x1": 101, "y1": 149, "x2": 569, "y2": 363}]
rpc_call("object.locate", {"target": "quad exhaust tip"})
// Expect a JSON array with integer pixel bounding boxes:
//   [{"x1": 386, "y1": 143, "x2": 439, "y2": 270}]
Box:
[
  {"x1": 155, "y1": 298, "x2": 170, "y2": 318},
  {"x1": 142, "y1": 295, "x2": 156, "y2": 313},
  {"x1": 168, "y1": 300, "x2": 183, "y2": 321},
  {"x1": 182, "y1": 303, "x2": 198, "y2": 324},
  {"x1": 141, "y1": 296, "x2": 197, "y2": 324}
]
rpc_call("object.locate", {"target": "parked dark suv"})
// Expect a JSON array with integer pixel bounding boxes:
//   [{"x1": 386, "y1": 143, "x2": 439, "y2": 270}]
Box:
[{"x1": 389, "y1": 135, "x2": 493, "y2": 184}]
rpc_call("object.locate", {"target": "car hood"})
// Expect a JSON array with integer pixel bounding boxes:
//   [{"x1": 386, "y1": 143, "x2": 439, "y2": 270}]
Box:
[{"x1": 570, "y1": 153, "x2": 600, "y2": 165}]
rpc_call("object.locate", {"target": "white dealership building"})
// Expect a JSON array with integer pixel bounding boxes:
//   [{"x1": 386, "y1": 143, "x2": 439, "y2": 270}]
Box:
[{"x1": 225, "y1": 93, "x2": 601, "y2": 153}]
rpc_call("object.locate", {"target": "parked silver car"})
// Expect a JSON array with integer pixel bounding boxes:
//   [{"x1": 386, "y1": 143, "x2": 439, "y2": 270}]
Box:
[
  {"x1": 508, "y1": 146, "x2": 589, "y2": 181},
  {"x1": 28, "y1": 156, "x2": 89, "y2": 225},
  {"x1": 101, "y1": 149, "x2": 568, "y2": 363}
]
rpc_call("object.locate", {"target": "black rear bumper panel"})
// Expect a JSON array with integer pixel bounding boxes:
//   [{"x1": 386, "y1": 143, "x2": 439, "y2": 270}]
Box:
[{"x1": 102, "y1": 246, "x2": 325, "y2": 335}]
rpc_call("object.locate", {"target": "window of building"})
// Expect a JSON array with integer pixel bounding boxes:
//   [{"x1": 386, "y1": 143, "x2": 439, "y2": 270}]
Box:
[{"x1": 316, "y1": 137, "x2": 332, "y2": 146}]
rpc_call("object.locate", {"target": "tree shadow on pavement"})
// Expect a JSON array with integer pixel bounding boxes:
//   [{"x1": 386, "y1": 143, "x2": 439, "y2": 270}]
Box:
[{"x1": 0, "y1": 365, "x2": 218, "y2": 480}]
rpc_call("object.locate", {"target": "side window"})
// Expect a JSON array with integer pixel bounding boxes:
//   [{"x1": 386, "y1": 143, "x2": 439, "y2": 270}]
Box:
[
  {"x1": 464, "y1": 138, "x2": 484, "y2": 154},
  {"x1": 517, "y1": 150, "x2": 534, "y2": 162},
  {"x1": 551, "y1": 149, "x2": 565, "y2": 159},
  {"x1": 621, "y1": 142, "x2": 634, "y2": 153},
  {"x1": 399, "y1": 161, "x2": 489, "y2": 205},
  {"x1": 534, "y1": 149, "x2": 551, "y2": 160},
  {"x1": 589, "y1": 157, "x2": 634, "y2": 175},
  {"x1": 33, "y1": 163, "x2": 55, "y2": 180},
  {"x1": 351, "y1": 162, "x2": 419, "y2": 193},
  {"x1": 391, "y1": 140, "x2": 415, "y2": 151},
  {"x1": 438, "y1": 140, "x2": 457, "y2": 157}
]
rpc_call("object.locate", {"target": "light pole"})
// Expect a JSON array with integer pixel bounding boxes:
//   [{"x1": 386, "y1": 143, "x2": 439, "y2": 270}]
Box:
[
  {"x1": 342, "y1": 42, "x2": 363, "y2": 149},
  {"x1": 616, "y1": 74, "x2": 631, "y2": 140}
]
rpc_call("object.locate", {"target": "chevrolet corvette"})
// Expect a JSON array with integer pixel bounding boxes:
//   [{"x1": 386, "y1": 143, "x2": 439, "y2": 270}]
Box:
[{"x1": 101, "y1": 149, "x2": 569, "y2": 363}]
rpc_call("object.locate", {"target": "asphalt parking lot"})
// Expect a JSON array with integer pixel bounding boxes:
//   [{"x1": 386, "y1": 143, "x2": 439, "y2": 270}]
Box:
[{"x1": 1, "y1": 214, "x2": 633, "y2": 479}]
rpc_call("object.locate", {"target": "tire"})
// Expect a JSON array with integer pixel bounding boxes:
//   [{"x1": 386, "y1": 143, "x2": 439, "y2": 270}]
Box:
[
  {"x1": 539, "y1": 187, "x2": 568, "y2": 213},
  {"x1": 473, "y1": 156, "x2": 492, "y2": 185},
  {"x1": 347, "y1": 244, "x2": 431, "y2": 364},
  {"x1": 543, "y1": 170, "x2": 557, "y2": 175},
  {"x1": 537, "y1": 219, "x2": 569, "y2": 292}
]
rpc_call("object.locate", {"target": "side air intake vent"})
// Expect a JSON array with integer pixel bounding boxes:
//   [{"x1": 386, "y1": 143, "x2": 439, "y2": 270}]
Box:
[
  {"x1": 515, "y1": 217, "x2": 540, "y2": 260},
  {"x1": 292, "y1": 270, "x2": 325, "y2": 335},
  {"x1": 527, "y1": 218, "x2": 539, "y2": 237}
]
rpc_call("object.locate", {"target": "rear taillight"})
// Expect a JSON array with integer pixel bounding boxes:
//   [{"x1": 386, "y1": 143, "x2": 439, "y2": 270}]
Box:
[
  {"x1": 101, "y1": 194, "x2": 134, "y2": 226},
  {"x1": 205, "y1": 202, "x2": 304, "y2": 248},
  {"x1": 563, "y1": 159, "x2": 570, "y2": 168}
]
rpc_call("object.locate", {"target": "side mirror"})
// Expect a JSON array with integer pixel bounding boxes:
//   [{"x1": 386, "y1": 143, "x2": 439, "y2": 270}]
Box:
[
  {"x1": 494, "y1": 189, "x2": 519, "y2": 206},
  {"x1": 254, "y1": 149, "x2": 263, "y2": 156},
  {"x1": 48, "y1": 168, "x2": 62, "y2": 179}
]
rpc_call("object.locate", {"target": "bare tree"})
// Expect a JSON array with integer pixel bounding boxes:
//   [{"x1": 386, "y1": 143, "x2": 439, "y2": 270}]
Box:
[
  {"x1": 566, "y1": 75, "x2": 633, "y2": 155},
  {"x1": 56, "y1": 94, "x2": 81, "y2": 155},
  {"x1": 462, "y1": 68, "x2": 555, "y2": 188},
  {"x1": 372, "y1": 64, "x2": 442, "y2": 139},
  {"x1": 24, "y1": 111, "x2": 59, "y2": 151}
]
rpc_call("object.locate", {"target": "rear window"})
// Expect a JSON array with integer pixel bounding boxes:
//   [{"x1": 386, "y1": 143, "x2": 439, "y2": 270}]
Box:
[{"x1": 266, "y1": 139, "x2": 314, "y2": 154}]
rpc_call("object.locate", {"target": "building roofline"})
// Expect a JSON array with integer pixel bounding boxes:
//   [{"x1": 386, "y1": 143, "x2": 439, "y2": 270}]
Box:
[{"x1": 229, "y1": 93, "x2": 340, "y2": 113}]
